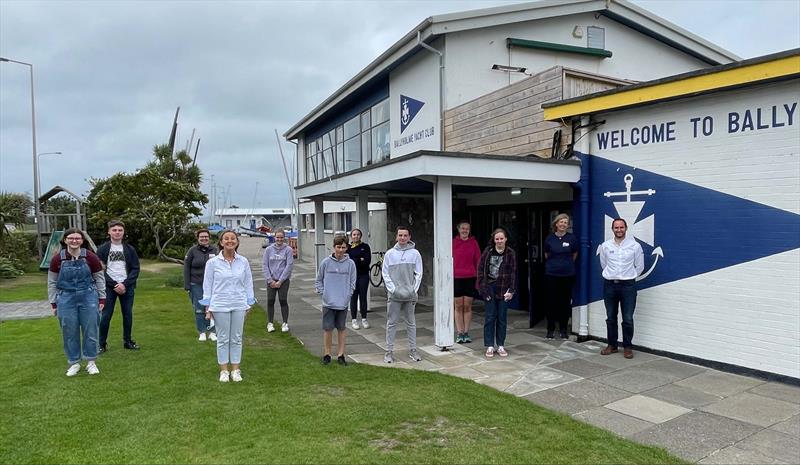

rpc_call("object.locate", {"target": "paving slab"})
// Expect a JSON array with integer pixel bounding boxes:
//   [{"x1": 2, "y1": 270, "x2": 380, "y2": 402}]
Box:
[
  {"x1": 470, "y1": 360, "x2": 532, "y2": 377},
  {"x1": 700, "y1": 392, "x2": 800, "y2": 427},
  {"x1": 768, "y1": 414, "x2": 799, "y2": 437},
  {"x1": 638, "y1": 357, "x2": 708, "y2": 381},
  {"x1": 547, "y1": 358, "x2": 619, "y2": 378},
  {"x1": 474, "y1": 372, "x2": 524, "y2": 392},
  {"x1": 583, "y1": 350, "x2": 661, "y2": 369},
  {"x1": 698, "y1": 446, "x2": 786, "y2": 465},
  {"x1": 518, "y1": 366, "x2": 582, "y2": 390},
  {"x1": 593, "y1": 365, "x2": 684, "y2": 393},
  {"x1": 735, "y1": 428, "x2": 800, "y2": 464},
  {"x1": 606, "y1": 394, "x2": 691, "y2": 424},
  {"x1": 552, "y1": 379, "x2": 631, "y2": 407},
  {"x1": 643, "y1": 383, "x2": 724, "y2": 409},
  {"x1": 630, "y1": 411, "x2": 761, "y2": 462},
  {"x1": 524, "y1": 388, "x2": 598, "y2": 415},
  {"x1": 573, "y1": 407, "x2": 655, "y2": 437},
  {"x1": 748, "y1": 382, "x2": 800, "y2": 404},
  {"x1": 675, "y1": 370, "x2": 765, "y2": 397},
  {"x1": 439, "y1": 365, "x2": 490, "y2": 381},
  {"x1": 0, "y1": 300, "x2": 52, "y2": 321}
]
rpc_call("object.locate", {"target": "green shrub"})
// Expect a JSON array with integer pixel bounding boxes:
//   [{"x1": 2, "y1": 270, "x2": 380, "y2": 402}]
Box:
[
  {"x1": 0, "y1": 257, "x2": 23, "y2": 279},
  {"x1": 163, "y1": 273, "x2": 184, "y2": 288},
  {"x1": 0, "y1": 231, "x2": 35, "y2": 269}
]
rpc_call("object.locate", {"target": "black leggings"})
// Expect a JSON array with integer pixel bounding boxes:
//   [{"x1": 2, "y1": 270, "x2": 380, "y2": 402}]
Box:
[
  {"x1": 350, "y1": 274, "x2": 369, "y2": 319},
  {"x1": 266, "y1": 279, "x2": 290, "y2": 323},
  {"x1": 546, "y1": 275, "x2": 575, "y2": 333}
]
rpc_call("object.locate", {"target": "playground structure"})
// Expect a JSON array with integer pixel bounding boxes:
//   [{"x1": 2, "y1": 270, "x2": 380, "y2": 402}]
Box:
[{"x1": 37, "y1": 185, "x2": 95, "y2": 269}]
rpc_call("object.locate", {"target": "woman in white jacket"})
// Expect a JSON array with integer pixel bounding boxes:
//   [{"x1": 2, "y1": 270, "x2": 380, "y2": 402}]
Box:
[{"x1": 200, "y1": 230, "x2": 256, "y2": 382}]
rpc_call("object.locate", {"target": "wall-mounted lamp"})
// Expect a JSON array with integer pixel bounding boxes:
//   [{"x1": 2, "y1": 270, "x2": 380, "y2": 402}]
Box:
[
  {"x1": 491, "y1": 64, "x2": 527, "y2": 74},
  {"x1": 510, "y1": 188, "x2": 522, "y2": 195}
]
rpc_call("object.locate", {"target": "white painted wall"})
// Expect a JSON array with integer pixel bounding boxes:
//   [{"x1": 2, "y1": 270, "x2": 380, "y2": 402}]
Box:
[
  {"x1": 389, "y1": 38, "x2": 443, "y2": 157},
  {"x1": 443, "y1": 12, "x2": 711, "y2": 110},
  {"x1": 587, "y1": 80, "x2": 800, "y2": 378}
]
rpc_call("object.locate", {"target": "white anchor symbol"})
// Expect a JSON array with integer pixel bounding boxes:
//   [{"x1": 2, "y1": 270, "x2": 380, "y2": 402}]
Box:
[{"x1": 601, "y1": 174, "x2": 664, "y2": 281}]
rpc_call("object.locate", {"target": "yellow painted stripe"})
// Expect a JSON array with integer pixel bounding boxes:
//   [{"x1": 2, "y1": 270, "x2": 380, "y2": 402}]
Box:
[{"x1": 544, "y1": 55, "x2": 800, "y2": 120}]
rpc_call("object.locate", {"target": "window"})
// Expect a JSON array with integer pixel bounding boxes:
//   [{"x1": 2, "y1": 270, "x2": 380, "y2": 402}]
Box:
[
  {"x1": 338, "y1": 212, "x2": 352, "y2": 232},
  {"x1": 324, "y1": 213, "x2": 334, "y2": 230},
  {"x1": 587, "y1": 26, "x2": 605, "y2": 49},
  {"x1": 303, "y1": 214, "x2": 314, "y2": 230},
  {"x1": 302, "y1": 97, "x2": 390, "y2": 182}
]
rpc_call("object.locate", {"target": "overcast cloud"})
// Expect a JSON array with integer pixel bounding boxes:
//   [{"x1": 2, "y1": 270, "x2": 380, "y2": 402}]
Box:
[{"x1": 1, "y1": 0, "x2": 798, "y2": 212}]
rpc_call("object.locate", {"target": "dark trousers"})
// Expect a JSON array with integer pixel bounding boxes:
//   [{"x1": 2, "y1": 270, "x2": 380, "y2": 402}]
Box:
[
  {"x1": 350, "y1": 274, "x2": 369, "y2": 319},
  {"x1": 603, "y1": 279, "x2": 637, "y2": 348},
  {"x1": 100, "y1": 286, "x2": 135, "y2": 345},
  {"x1": 545, "y1": 275, "x2": 575, "y2": 334},
  {"x1": 266, "y1": 279, "x2": 290, "y2": 323}
]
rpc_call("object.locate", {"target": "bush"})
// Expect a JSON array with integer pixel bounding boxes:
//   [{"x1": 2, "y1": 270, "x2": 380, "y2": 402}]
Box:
[
  {"x1": 163, "y1": 273, "x2": 184, "y2": 288},
  {"x1": 0, "y1": 256, "x2": 23, "y2": 278},
  {"x1": 0, "y1": 231, "x2": 36, "y2": 274}
]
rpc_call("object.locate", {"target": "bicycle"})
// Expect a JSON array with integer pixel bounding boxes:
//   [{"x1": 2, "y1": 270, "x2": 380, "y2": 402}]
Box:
[{"x1": 369, "y1": 251, "x2": 385, "y2": 287}]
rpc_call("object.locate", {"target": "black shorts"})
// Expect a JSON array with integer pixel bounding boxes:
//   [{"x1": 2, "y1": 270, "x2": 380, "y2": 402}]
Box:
[
  {"x1": 322, "y1": 307, "x2": 347, "y2": 331},
  {"x1": 454, "y1": 277, "x2": 477, "y2": 298}
]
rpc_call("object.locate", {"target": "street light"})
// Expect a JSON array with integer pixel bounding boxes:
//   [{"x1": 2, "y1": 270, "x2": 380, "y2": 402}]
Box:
[
  {"x1": 37, "y1": 151, "x2": 62, "y2": 198},
  {"x1": 0, "y1": 56, "x2": 40, "y2": 257}
]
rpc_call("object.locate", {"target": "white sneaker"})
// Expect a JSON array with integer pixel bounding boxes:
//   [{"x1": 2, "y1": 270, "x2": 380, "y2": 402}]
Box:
[
  {"x1": 208, "y1": 332, "x2": 217, "y2": 341},
  {"x1": 86, "y1": 361, "x2": 100, "y2": 375},
  {"x1": 497, "y1": 346, "x2": 508, "y2": 357},
  {"x1": 485, "y1": 347, "x2": 495, "y2": 358},
  {"x1": 219, "y1": 370, "x2": 230, "y2": 382},
  {"x1": 409, "y1": 349, "x2": 422, "y2": 362},
  {"x1": 198, "y1": 332, "x2": 207, "y2": 341},
  {"x1": 231, "y1": 369, "x2": 242, "y2": 382},
  {"x1": 267, "y1": 322, "x2": 275, "y2": 333},
  {"x1": 384, "y1": 351, "x2": 394, "y2": 363},
  {"x1": 281, "y1": 322, "x2": 290, "y2": 333},
  {"x1": 361, "y1": 318, "x2": 370, "y2": 329},
  {"x1": 351, "y1": 319, "x2": 360, "y2": 330},
  {"x1": 66, "y1": 363, "x2": 81, "y2": 377}
]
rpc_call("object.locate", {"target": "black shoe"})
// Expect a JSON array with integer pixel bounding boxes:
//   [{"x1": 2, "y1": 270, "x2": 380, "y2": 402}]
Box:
[
  {"x1": 99, "y1": 343, "x2": 108, "y2": 354},
  {"x1": 337, "y1": 355, "x2": 347, "y2": 366},
  {"x1": 560, "y1": 331, "x2": 569, "y2": 339},
  {"x1": 546, "y1": 331, "x2": 555, "y2": 340},
  {"x1": 123, "y1": 341, "x2": 140, "y2": 350},
  {"x1": 322, "y1": 354, "x2": 331, "y2": 365}
]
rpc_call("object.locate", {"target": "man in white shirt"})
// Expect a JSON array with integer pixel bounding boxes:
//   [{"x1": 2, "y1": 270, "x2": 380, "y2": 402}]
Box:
[{"x1": 598, "y1": 218, "x2": 644, "y2": 359}]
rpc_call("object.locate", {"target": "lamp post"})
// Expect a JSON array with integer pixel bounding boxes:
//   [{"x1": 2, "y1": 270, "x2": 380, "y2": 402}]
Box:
[
  {"x1": 0, "y1": 56, "x2": 40, "y2": 257},
  {"x1": 37, "y1": 152, "x2": 62, "y2": 200}
]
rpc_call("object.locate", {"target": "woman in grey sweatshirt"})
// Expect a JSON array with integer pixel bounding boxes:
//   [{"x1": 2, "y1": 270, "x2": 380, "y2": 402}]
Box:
[{"x1": 262, "y1": 231, "x2": 294, "y2": 333}]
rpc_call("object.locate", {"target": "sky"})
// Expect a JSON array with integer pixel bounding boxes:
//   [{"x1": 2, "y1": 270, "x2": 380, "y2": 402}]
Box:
[{"x1": 1, "y1": 0, "x2": 798, "y2": 213}]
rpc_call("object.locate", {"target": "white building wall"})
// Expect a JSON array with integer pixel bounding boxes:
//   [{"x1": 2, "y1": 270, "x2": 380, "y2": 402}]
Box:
[
  {"x1": 389, "y1": 38, "x2": 443, "y2": 157},
  {"x1": 587, "y1": 80, "x2": 800, "y2": 378},
  {"x1": 444, "y1": 12, "x2": 710, "y2": 109}
]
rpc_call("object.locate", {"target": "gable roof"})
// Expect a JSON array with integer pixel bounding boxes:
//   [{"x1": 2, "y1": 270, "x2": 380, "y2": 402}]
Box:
[{"x1": 284, "y1": 0, "x2": 739, "y2": 140}]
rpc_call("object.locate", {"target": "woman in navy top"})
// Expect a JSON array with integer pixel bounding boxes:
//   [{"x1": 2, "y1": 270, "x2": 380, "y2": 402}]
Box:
[{"x1": 544, "y1": 213, "x2": 578, "y2": 339}]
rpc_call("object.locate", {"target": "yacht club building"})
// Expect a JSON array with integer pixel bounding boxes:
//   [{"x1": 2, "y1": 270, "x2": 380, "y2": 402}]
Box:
[{"x1": 282, "y1": 0, "x2": 792, "y2": 373}]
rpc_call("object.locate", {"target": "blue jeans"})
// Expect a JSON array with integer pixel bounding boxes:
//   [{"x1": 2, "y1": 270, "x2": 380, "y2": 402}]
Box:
[
  {"x1": 350, "y1": 274, "x2": 369, "y2": 319},
  {"x1": 188, "y1": 283, "x2": 213, "y2": 333},
  {"x1": 100, "y1": 286, "x2": 135, "y2": 345},
  {"x1": 57, "y1": 288, "x2": 100, "y2": 364},
  {"x1": 483, "y1": 295, "x2": 508, "y2": 347},
  {"x1": 603, "y1": 279, "x2": 637, "y2": 348}
]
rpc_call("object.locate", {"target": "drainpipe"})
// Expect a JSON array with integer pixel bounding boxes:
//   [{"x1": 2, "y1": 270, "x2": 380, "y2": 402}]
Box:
[
  {"x1": 417, "y1": 30, "x2": 444, "y2": 150},
  {"x1": 574, "y1": 115, "x2": 592, "y2": 342}
]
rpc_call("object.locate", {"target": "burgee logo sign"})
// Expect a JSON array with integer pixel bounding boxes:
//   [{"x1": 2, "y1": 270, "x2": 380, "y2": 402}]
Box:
[
  {"x1": 576, "y1": 154, "x2": 800, "y2": 305},
  {"x1": 400, "y1": 95, "x2": 424, "y2": 134}
]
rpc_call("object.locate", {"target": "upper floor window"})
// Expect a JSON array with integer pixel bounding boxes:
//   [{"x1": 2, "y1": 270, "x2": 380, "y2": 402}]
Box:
[{"x1": 304, "y1": 97, "x2": 390, "y2": 182}]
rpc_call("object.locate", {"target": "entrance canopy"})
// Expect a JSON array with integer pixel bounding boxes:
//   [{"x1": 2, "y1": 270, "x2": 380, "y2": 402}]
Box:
[{"x1": 295, "y1": 150, "x2": 580, "y2": 200}]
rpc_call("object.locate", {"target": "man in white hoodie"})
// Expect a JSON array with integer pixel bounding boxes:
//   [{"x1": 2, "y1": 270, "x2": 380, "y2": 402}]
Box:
[{"x1": 382, "y1": 225, "x2": 423, "y2": 363}]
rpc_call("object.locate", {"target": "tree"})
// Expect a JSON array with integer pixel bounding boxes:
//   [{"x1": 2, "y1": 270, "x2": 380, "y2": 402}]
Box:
[
  {"x1": 86, "y1": 144, "x2": 207, "y2": 263},
  {"x1": 0, "y1": 192, "x2": 33, "y2": 239}
]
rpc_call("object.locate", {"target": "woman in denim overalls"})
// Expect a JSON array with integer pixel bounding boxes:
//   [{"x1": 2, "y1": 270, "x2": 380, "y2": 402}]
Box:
[{"x1": 48, "y1": 228, "x2": 106, "y2": 377}]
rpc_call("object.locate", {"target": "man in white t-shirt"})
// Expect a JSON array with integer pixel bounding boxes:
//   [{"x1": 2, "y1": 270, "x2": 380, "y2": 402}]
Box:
[{"x1": 97, "y1": 220, "x2": 141, "y2": 352}]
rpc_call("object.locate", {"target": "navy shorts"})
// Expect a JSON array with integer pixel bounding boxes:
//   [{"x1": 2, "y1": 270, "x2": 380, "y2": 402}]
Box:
[
  {"x1": 322, "y1": 307, "x2": 347, "y2": 331},
  {"x1": 454, "y1": 277, "x2": 477, "y2": 298}
]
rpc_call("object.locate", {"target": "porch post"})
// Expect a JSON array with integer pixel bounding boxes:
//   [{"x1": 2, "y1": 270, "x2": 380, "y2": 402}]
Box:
[
  {"x1": 433, "y1": 176, "x2": 454, "y2": 348},
  {"x1": 355, "y1": 191, "x2": 370, "y2": 239},
  {"x1": 314, "y1": 199, "x2": 325, "y2": 268}
]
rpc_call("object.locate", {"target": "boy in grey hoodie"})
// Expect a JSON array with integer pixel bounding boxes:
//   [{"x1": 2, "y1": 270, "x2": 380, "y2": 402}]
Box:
[
  {"x1": 314, "y1": 236, "x2": 356, "y2": 365},
  {"x1": 381, "y1": 225, "x2": 423, "y2": 363}
]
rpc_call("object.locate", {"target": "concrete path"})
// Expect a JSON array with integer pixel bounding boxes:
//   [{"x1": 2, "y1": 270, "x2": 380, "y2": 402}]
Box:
[
  {"x1": 3, "y1": 237, "x2": 797, "y2": 464},
  {"x1": 243, "y1": 238, "x2": 799, "y2": 465}
]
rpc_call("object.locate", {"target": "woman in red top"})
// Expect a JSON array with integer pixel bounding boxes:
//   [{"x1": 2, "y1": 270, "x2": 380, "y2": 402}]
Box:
[{"x1": 452, "y1": 221, "x2": 480, "y2": 343}]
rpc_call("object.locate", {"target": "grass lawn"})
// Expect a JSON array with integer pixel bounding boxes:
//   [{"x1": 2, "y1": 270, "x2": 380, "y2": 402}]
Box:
[{"x1": 0, "y1": 263, "x2": 686, "y2": 464}]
